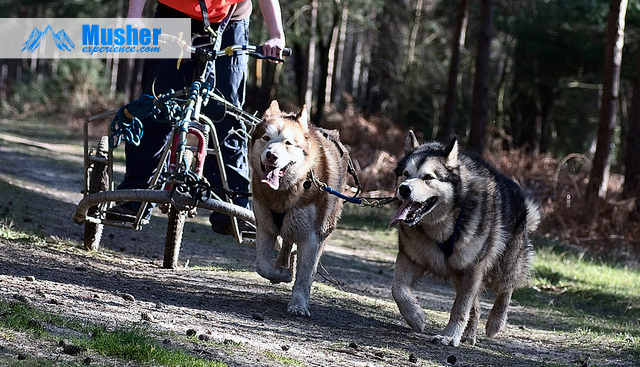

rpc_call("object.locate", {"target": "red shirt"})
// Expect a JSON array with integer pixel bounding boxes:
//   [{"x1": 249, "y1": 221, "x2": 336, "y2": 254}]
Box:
[{"x1": 158, "y1": 0, "x2": 244, "y2": 22}]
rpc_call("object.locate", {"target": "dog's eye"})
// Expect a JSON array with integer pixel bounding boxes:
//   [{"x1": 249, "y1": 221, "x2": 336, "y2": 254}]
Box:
[
  {"x1": 284, "y1": 140, "x2": 293, "y2": 146},
  {"x1": 261, "y1": 135, "x2": 270, "y2": 142},
  {"x1": 402, "y1": 171, "x2": 410, "y2": 178},
  {"x1": 423, "y1": 174, "x2": 435, "y2": 181}
]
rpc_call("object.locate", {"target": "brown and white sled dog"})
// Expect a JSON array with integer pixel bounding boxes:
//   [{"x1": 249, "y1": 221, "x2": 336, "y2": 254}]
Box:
[
  {"x1": 249, "y1": 100, "x2": 348, "y2": 316},
  {"x1": 390, "y1": 132, "x2": 540, "y2": 346}
]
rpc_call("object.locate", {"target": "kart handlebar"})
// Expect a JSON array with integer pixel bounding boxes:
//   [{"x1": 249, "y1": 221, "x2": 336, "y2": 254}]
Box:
[
  {"x1": 254, "y1": 45, "x2": 292, "y2": 58},
  {"x1": 159, "y1": 34, "x2": 291, "y2": 62}
]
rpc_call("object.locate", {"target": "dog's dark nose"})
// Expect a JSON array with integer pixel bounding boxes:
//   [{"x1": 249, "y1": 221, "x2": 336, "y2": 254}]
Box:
[
  {"x1": 266, "y1": 151, "x2": 277, "y2": 164},
  {"x1": 398, "y1": 184, "x2": 412, "y2": 199}
]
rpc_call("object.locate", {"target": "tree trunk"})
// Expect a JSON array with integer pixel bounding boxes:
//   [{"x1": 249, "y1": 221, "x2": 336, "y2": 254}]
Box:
[
  {"x1": 587, "y1": 0, "x2": 628, "y2": 201},
  {"x1": 324, "y1": 1, "x2": 343, "y2": 106},
  {"x1": 331, "y1": 5, "x2": 349, "y2": 107},
  {"x1": 365, "y1": 0, "x2": 408, "y2": 116},
  {"x1": 314, "y1": 41, "x2": 329, "y2": 125},
  {"x1": 304, "y1": 0, "x2": 318, "y2": 113},
  {"x1": 109, "y1": 0, "x2": 123, "y2": 100},
  {"x1": 110, "y1": 56, "x2": 120, "y2": 100},
  {"x1": 0, "y1": 63, "x2": 8, "y2": 102},
  {"x1": 351, "y1": 34, "x2": 369, "y2": 106},
  {"x1": 293, "y1": 44, "x2": 307, "y2": 106},
  {"x1": 407, "y1": 0, "x2": 424, "y2": 66},
  {"x1": 439, "y1": 0, "x2": 469, "y2": 142},
  {"x1": 623, "y1": 40, "x2": 640, "y2": 201},
  {"x1": 468, "y1": 0, "x2": 494, "y2": 154}
]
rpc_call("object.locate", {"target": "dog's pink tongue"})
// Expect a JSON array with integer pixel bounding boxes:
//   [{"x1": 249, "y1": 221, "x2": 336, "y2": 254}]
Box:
[
  {"x1": 261, "y1": 167, "x2": 280, "y2": 190},
  {"x1": 390, "y1": 201, "x2": 419, "y2": 227}
]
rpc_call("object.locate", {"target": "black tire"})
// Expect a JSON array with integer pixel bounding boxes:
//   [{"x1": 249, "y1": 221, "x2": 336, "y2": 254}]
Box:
[
  {"x1": 84, "y1": 136, "x2": 110, "y2": 251},
  {"x1": 163, "y1": 205, "x2": 187, "y2": 269},
  {"x1": 163, "y1": 149, "x2": 193, "y2": 269}
]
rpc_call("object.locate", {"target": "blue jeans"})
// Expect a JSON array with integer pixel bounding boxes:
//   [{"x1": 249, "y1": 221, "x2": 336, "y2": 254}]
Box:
[{"x1": 119, "y1": 11, "x2": 251, "y2": 226}]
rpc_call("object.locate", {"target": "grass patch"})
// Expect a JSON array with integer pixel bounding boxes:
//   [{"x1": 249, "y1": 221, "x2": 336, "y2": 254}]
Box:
[
  {"x1": 263, "y1": 351, "x2": 303, "y2": 366},
  {"x1": 0, "y1": 219, "x2": 22, "y2": 240},
  {"x1": 86, "y1": 325, "x2": 226, "y2": 366},
  {"x1": 0, "y1": 302, "x2": 63, "y2": 335},
  {"x1": 517, "y1": 244, "x2": 640, "y2": 329},
  {"x1": 513, "y1": 242, "x2": 640, "y2": 362},
  {"x1": 0, "y1": 218, "x2": 49, "y2": 247},
  {"x1": 0, "y1": 117, "x2": 79, "y2": 145},
  {"x1": 0, "y1": 301, "x2": 227, "y2": 367},
  {"x1": 0, "y1": 218, "x2": 79, "y2": 253}
]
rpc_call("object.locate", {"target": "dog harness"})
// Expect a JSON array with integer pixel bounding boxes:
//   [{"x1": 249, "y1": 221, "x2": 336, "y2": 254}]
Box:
[
  {"x1": 271, "y1": 211, "x2": 286, "y2": 230},
  {"x1": 437, "y1": 206, "x2": 464, "y2": 258}
]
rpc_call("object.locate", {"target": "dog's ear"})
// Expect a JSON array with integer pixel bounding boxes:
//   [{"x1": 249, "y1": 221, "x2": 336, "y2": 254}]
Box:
[
  {"x1": 404, "y1": 130, "x2": 419, "y2": 153},
  {"x1": 296, "y1": 105, "x2": 310, "y2": 132},
  {"x1": 444, "y1": 136, "x2": 459, "y2": 168},
  {"x1": 264, "y1": 100, "x2": 281, "y2": 118}
]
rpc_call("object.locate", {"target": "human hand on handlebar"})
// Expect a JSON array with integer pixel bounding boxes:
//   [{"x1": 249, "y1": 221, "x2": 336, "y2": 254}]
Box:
[{"x1": 261, "y1": 36, "x2": 286, "y2": 63}]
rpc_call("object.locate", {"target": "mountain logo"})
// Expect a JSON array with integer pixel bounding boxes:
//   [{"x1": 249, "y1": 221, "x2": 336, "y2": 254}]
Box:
[{"x1": 22, "y1": 25, "x2": 75, "y2": 53}]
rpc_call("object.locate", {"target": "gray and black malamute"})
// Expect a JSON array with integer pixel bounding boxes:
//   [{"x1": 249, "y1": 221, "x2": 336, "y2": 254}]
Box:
[{"x1": 390, "y1": 132, "x2": 540, "y2": 346}]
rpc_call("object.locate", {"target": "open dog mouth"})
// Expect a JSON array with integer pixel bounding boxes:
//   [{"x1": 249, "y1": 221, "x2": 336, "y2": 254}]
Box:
[
  {"x1": 261, "y1": 162, "x2": 293, "y2": 190},
  {"x1": 389, "y1": 196, "x2": 438, "y2": 227}
]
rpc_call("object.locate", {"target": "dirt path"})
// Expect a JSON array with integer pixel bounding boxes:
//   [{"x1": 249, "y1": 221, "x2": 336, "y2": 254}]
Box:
[{"x1": 0, "y1": 129, "x2": 630, "y2": 366}]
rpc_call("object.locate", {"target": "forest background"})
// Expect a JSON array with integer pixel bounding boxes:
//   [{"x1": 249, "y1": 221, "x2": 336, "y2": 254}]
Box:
[{"x1": 0, "y1": 0, "x2": 639, "y2": 264}]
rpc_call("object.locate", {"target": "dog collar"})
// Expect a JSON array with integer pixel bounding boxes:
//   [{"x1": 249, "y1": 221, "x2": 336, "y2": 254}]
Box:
[{"x1": 436, "y1": 207, "x2": 464, "y2": 258}]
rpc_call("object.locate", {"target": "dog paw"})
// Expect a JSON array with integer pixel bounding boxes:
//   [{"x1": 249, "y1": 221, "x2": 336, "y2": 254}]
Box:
[
  {"x1": 485, "y1": 317, "x2": 506, "y2": 338},
  {"x1": 287, "y1": 301, "x2": 311, "y2": 317},
  {"x1": 461, "y1": 335, "x2": 476, "y2": 346},
  {"x1": 269, "y1": 266, "x2": 293, "y2": 284},
  {"x1": 430, "y1": 335, "x2": 460, "y2": 347},
  {"x1": 257, "y1": 265, "x2": 293, "y2": 284},
  {"x1": 401, "y1": 308, "x2": 427, "y2": 332},
  {"x1": 462, "y1": 327, "x2": 477, "y2": 346}
]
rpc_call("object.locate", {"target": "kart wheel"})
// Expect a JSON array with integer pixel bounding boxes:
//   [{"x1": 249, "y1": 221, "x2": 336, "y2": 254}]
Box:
[
  {"x1": 84, "y1": 136, "x2": 110, "y2": 251},
  {"x1": 164, "y1": 205, "x2": 187, "y2": 269},
  {"x1": 163, "y1": 148, "x2": 195, "y2": 268}
]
